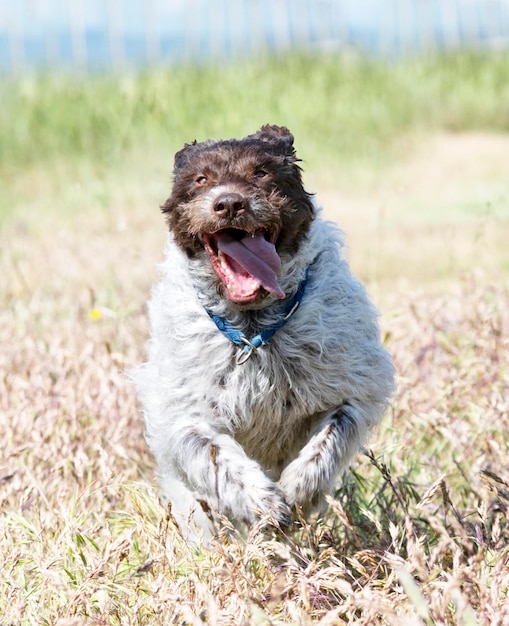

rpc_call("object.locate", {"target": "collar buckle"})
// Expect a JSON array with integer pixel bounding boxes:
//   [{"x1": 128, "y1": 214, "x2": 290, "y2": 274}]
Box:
[{"x1": 236, "y1": 344, "x2": 257, "y2": 365}]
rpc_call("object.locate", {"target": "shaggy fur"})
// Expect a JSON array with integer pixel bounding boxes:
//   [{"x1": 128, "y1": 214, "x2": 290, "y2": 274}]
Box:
[{"x1": 133, "y1": 125, "x2": 395, "y2": 540}]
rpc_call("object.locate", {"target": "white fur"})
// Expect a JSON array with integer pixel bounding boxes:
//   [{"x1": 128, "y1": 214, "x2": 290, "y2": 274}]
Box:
[{"x1": 133, "y1": 209, "x2": 394, "y2": 540}]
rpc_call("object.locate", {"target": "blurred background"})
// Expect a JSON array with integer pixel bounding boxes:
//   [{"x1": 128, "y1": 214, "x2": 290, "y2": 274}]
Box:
[
  {"x1": 1, "y1": 0, "x2": 508, "y2": 289},
  {"x1": 2, "y1": 0, "x2": 509, "y2": 71}
]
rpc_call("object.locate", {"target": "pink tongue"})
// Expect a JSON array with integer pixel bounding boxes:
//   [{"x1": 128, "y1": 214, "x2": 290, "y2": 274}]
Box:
[{"x1": 216, "y1": 231, "x2": 285, "y2": 298}]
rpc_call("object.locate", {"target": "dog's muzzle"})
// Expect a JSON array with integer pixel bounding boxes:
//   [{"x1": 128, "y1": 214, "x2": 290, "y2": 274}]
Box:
[{"x1": 203, "y1": 228, "x2": 285, "y2": 304}]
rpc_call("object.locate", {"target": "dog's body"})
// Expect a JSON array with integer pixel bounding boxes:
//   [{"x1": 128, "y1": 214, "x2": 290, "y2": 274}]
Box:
[{"x1": 134, "y1": 125, "x2": 394, "y2": 539}]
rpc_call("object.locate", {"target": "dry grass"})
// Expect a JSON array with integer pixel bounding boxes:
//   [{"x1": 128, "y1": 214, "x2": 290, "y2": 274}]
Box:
[
  {"x1": 1, "y1": 135, "x2": 509, "y2": 625},
  {"x1": 316, "y1": 132, "x2": 509, "y2": 288}
]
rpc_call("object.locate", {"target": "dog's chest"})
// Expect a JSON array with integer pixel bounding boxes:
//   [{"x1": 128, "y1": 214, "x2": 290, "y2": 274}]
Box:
[
  {"x1": 195, "y1": 291, "x2": 354, "y2": 435},
  {"x1": 209, "y1": 328, "x2": 340, "y2": 448},
  {"x1": 213, "y1": 345, "x2": 324, "y2": 470}
]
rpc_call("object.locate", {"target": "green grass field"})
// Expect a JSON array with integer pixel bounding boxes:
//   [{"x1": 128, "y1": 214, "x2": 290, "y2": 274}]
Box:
[
  {"x1": 2, "y1": 51, "x2": 509, "y2": 169},
  {"x1": 1, "y1": 52, "x2": 509, "y2": 624}
]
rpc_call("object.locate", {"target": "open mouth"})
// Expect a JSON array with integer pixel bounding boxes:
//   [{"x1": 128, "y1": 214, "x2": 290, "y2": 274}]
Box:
[{"x1": 202, "y1": 228, "x2": 285, "y2": 304}]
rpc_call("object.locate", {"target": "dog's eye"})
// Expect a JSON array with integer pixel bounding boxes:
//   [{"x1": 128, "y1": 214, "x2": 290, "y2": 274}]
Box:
[
  {"x1": 254, "y1": 169, "x2": 268, "y2": 179},
  {"x1": 195, "y1": 175, "x2": 208, "y2": 185}
]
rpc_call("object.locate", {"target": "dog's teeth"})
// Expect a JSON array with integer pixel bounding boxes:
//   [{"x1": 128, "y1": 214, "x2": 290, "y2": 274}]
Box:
[{"x1": 218, "y1": 250, "x2": 228, "y2": 270}]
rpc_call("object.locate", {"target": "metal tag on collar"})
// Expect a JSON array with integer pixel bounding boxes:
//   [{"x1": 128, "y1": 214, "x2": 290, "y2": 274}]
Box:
[{"x1": 236, "y1": 337, "x2": 258, "y2": 365}]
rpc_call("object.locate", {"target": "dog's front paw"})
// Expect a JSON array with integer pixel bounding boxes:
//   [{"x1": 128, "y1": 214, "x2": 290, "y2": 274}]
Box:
[
  {"x1": 278, "y1": 457, "x2": 328, "y2": 510},
  {"x1": 238, "y1": 482, "x2": 292, "y2": 528},
  {"x1": 259, "y1": 487, "x2": 293, "y2": 529}
]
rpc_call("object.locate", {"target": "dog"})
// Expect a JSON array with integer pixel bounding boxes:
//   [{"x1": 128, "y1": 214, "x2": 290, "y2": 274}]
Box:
[{"x1": 133, "y1": 124, "x2": 394, "y2": 540}]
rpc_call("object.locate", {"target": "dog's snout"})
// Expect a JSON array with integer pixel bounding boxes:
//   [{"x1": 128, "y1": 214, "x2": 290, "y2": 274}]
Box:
[{"x1": 213, "y1": 192, "x2": 248, "y2": 218}]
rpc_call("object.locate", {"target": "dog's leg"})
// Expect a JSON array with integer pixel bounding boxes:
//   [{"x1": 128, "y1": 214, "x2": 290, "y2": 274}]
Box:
[
  {"x1": 156, "y1": 421, "x2": 292, "y2": 527},
  {"x1": 278, "y1": 403, "x2": 364, "y2": 510}
]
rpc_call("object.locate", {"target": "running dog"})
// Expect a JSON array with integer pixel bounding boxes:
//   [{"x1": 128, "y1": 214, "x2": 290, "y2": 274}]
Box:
[{"x1": 134, "y1": 125, "x2": 394, "y2": 539}]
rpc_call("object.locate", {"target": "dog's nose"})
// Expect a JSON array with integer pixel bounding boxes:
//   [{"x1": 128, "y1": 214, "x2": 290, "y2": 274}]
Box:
[{"x1": 212, "y1": 192, "x2": 248, "y2": 218}]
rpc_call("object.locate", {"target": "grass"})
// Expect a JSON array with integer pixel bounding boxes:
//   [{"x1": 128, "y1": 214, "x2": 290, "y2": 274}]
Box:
[
  {"x1": 1, "y1": 51, "x2": 509, "y2": 623},
  {"x1": 2, "y1": 216, "x2": 508, "y2": 623},
  {"x1": 1, "y1": 51, "x2": 509, "y2": 172}
]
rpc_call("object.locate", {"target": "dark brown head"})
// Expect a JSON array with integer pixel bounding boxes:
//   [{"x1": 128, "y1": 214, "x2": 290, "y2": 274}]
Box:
[{"x1": 162, "y1": 125, "x2": 314, "y2": 305}]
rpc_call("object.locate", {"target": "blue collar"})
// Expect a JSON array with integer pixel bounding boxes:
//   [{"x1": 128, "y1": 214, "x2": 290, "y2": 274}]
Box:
[{"x1": 204, "y1": 267, "x2": 310, "y2": 364}]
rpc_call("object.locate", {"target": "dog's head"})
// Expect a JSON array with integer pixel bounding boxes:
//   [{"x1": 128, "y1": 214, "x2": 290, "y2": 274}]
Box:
[{"x1": 162, "y1": 125, "x2": 314, "y2": 305}]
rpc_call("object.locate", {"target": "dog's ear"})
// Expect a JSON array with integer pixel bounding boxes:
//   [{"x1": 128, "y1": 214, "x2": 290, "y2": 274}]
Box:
[
  {"x1": 173, "y1": 140, "x2": 199, "y2": 171},
  {"x1": 255, "y1": 124, "x2": 294, "y2": 142},
  {"x1": 174, "y1": 138, "x2": 220, "y2": 171},
  {"x1": 250, "y1": 125, "x2": 295, "y2": 155},
  {"x1": 161, "y1": 141, "x2": 199, "y2": 215}
]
